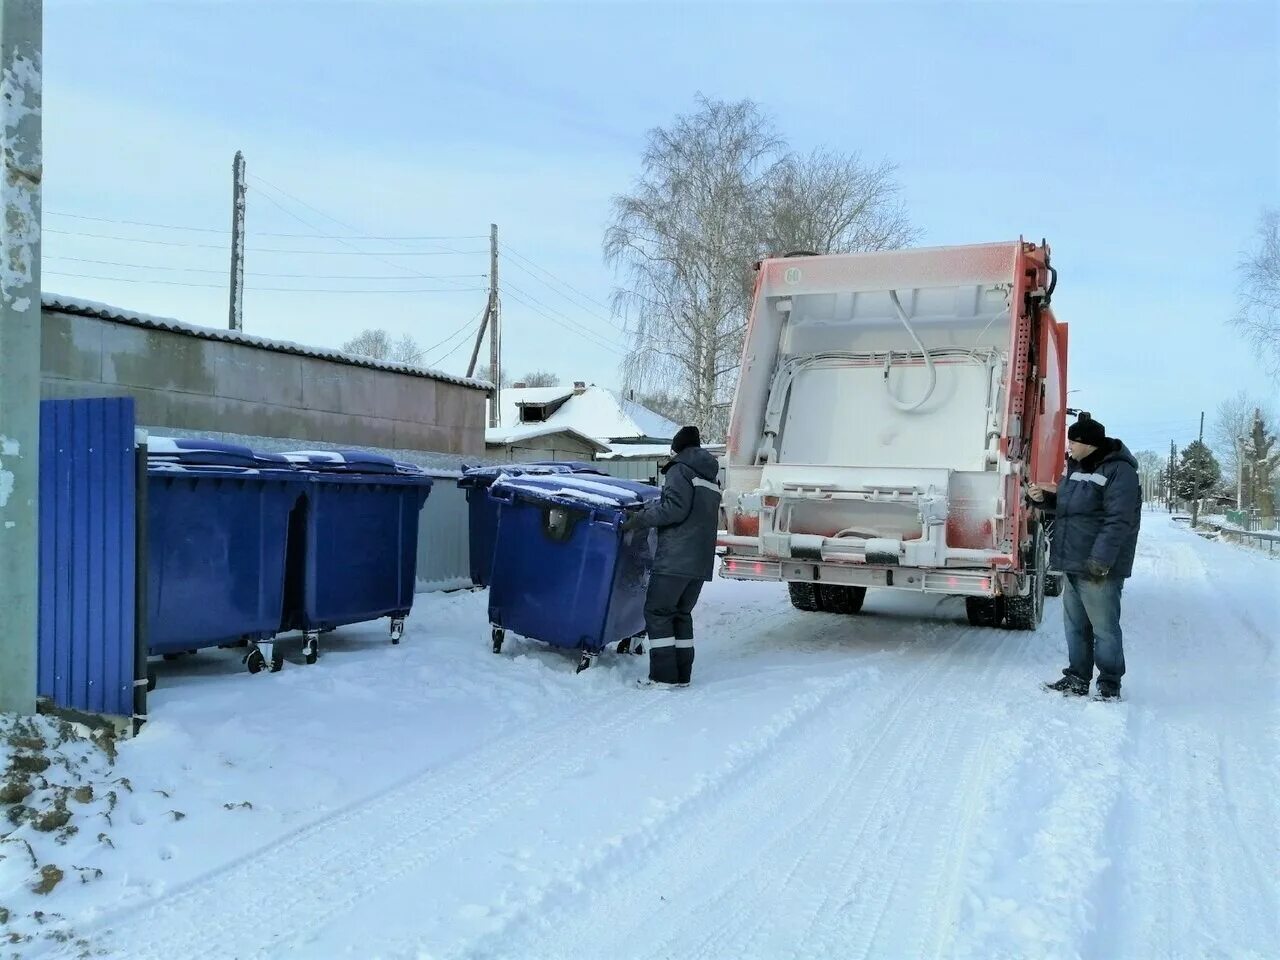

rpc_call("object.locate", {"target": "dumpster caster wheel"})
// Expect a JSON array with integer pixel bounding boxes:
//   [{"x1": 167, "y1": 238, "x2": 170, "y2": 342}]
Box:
[
  {"x1": 303, "y1": 631, "x2": 320, "y2": 665},
  {"x1": 146, "y1": 667, "x2": 157, "y2": 692},
  {"x1": 491, "y1": 627, "x2": 504, "y2": 654},
  {"x1": 270, "y1": 647, "x2": 285, "y2": 673},
  {"x1": 575, "y1": 653, "x2": 594, "y2": 674},
  {"x1": 246, "y1": 649, "x2": 266, "y2": 674},
  {"x1": 390, "y1": 618, "x2": 405, "y2": 645},
  {"x1": 617, "y1": 637, "x2": 631, "y2": 655},
  {"x1": 634, "y1": 641, "x2": 644, "y2": 656}
]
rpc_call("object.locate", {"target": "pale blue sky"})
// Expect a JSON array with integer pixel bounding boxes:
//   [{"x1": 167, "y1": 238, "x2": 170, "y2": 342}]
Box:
[{"x1": 43, "y1": 0, "x2": 1278, "y2": 455}]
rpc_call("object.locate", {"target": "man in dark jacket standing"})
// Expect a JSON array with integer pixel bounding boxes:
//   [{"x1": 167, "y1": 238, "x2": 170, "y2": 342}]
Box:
[
  {"x1": 1029, "y1": 417, "x2": 1141, "y2": 700},
  {"x1": 622, "y1": 425, "x2": 721, "y2": 687}
]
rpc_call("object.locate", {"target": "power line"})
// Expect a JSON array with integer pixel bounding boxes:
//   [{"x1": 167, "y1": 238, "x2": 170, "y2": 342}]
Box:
[
  {"x1": 246, "y1": 176, "x2": 486, "y2": 298},
  {"x1": 501, "y1": 253, "x2": 624, "y2": 334},
  {"x1": 503, "y1": 288, "x2": 626, "y2": 356},
  {"x1": 424, "y1": 305, "x2": 486, "y2": 356},
  {"x1": 45, "y1": 210, "x2": 486, "y2": 241},
  {"x1": 499, "y1": 242, "x2": 615, "y2": 313},
  {"x1": 423, "y1": 307, "x2": 488, "y2": 366},
  {"x1": 248, "y1": 172, "x2": 474, "y2": 257},
  {"x1": 43, "y1": 255, "x2": 486, "y2": 281},
  {"x1": 46, "y1": 228, "x2": 485, "y2": 255},
  {"x1": 44, "y1": 270, "x2": 485, "y2": 294},
  {"x1": 503, "y1": 279, "x2": 623, "y2": 348}
]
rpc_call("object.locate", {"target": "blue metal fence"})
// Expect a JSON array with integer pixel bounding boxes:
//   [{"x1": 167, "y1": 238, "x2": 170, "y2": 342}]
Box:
[{"x1": 38, "y1": 398, "x2": 139, "y2": 721}]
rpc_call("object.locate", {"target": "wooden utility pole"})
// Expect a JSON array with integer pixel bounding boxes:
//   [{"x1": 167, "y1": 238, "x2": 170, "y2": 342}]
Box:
[
  {"x1": 466, "y1": 223, "x2": 501, "y2": 427},
  {"x1": 1198, "y1": 411, "x2": 1204, "y2": 444},
  {"x1": 1167, "y1": 439, "x2": 1177, "y2": 512},
  {"x1": 228, "y1": 150, "x2": 246, "y2": 331},
  {"x1": 0, "y1": 0, "x2": 43, "y2": 714},
  {"x1": 488, "y1": 223, "x2": 500, "y2": 428}
]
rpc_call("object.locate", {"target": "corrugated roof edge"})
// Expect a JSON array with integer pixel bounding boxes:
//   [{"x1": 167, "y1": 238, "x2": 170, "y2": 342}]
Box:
[{"x1": 42, "y1": 293, "x2": 494, "y2": 393}]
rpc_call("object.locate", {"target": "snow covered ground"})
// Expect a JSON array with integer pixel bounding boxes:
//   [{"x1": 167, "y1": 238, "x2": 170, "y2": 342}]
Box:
[{"x1": 2, "y1": 512, "x2": 1277, "y2": 959}]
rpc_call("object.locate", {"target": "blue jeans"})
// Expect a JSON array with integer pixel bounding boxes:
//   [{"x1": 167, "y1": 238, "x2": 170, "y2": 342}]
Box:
[{"x1": 1062, "y1": 574, "x2": 1126, "y2": 693}]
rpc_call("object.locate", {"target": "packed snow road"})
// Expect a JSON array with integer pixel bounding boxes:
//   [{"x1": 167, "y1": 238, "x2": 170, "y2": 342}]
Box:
[{"x1": 17, "y1": 514, "x2": 1278, "y2": 959}]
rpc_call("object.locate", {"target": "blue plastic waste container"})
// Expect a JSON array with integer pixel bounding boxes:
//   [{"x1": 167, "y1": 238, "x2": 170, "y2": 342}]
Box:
[
  {"x1": 280, "y1": 450, "x2": 433, "y2": 662},
  {"x1": 145, "y1": 439, "x2": 304, "y2": 673},
  {"x1": 458, "y1": 462, "x2": 605, "y2": 587},
  {"x1": 486, "y1": 473, "x2": 660, "y2": 671}
]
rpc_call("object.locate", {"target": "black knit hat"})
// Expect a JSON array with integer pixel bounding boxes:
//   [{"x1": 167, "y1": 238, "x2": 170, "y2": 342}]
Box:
[
  {"x1": 671, "y1": 425, "x2": 701, "y2": 454},
  {"x1": 1068, "y1": 417, "x2": 1106, "y2": 448}
]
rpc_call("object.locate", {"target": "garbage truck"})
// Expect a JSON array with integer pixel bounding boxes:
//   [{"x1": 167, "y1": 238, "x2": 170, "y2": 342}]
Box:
[{"x1": 717, "y1": 239, "x2": 1068, "y2": 629}]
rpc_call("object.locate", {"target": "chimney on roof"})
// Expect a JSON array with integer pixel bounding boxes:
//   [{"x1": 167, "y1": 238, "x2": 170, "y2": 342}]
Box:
[
  {"x1": 513, "y1": 381, "x2": 528, "y2": 389},
  {"x1": 573, "y1": 381, "x2": 587, "y2": 395}
]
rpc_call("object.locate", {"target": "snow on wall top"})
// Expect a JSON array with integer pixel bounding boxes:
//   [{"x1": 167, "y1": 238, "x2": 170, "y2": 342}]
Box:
[{"x1": 41, "y1": 293, "x2": 494, "y2": 393}]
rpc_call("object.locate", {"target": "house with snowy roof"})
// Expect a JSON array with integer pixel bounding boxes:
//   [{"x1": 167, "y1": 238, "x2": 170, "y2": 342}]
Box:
[{"x1": 486, "y1": 381, "x2": 681, "y2": 481}]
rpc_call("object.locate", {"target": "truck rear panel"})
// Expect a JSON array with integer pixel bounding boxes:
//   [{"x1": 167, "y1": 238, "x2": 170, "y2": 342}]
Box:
[{"x1": 720, "y1": 240, "x2": 1066, "y2": 603}]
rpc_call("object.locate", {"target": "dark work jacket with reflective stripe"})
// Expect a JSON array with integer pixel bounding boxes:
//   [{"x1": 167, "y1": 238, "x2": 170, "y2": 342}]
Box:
[
  {"x1": 632, "y1": 446, "x2": 722, "y2": 581},
  {"x1": 1042, "y1": 439, "x2": 1141, "y2": 578}
]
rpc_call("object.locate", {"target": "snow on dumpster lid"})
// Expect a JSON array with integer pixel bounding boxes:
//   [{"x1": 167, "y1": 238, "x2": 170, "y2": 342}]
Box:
[
  {"x1": 458, "y1": 461, "x2": 605, "y2": 488},
  {"x1": 492, "y1": 473, "x2": 660, "y2": 509},
  {"x1": 280, "y1": 449, "x2": 426, "y2": 477},
  {"x1": 147, "y1": 436, "x2": 261, "y2": 469}
]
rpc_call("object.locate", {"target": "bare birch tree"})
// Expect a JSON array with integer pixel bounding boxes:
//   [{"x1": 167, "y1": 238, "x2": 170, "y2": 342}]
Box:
[
  {"x1": 606, "y1": 96, "x2": 917, "y2": 439},
  {"x1": 1233, "y1": 208, "x2": 1280, "y2": 381},
  {"x1": 762, "y1": 149, "x2": 916, "y2": 256}
]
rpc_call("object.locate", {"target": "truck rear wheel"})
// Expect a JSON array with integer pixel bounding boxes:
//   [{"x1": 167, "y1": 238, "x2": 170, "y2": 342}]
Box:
[
  {"x1": 820, "y1": 585, "x2": 866, "y2": 615},
  {"x1": 1006, "y1": 530, "x2": 1047, "y2": 631},
  {"x1": 787, "y1": 582, "x2": 823, "y2": 612},
  {"x1": 965, "y1": 596, "x2": 1005, "y2": 628}
]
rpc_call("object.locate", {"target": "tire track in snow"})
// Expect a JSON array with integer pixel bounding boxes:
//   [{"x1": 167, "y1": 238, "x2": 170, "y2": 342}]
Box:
[
  {"x1": 441, "y1": 652, "x2": 906, "y2": 960},
  {"x1": 787, "y1": 627, "x2": 1034, "y2": 960},
  {"x1": 453, "y1": 621, "x2": 1031, "y2": 960},
  {"x1": 659, "y1": 627, "x2": 960, "y2": 960},
  {"x1": 77, "y1": 694, "x2": 658, "y2": 960}
]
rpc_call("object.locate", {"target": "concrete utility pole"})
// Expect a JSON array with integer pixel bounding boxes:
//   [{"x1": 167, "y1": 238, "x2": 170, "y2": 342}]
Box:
[
  {"x1": 228, "y1": 150, "x2": 246, "y2": 331},
  {"x1": 0, "y1": 0, "x2": 43, "y2": 715},
  {"x1": 467, "y1": 223, "x2": 501, "y2": 427}
]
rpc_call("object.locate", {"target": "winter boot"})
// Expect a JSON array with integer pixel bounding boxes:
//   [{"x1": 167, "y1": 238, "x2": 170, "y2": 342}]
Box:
[
  {"x1": 1043, "y1": 675, "x2": 1089, "y2": 697},
  {"x1": 676, "y1": 647, "x2": 695, "y2": 686},
  {"x1": 1093, "y1": 686, "x2": 1122, "y2": 702},
  {"x1": 646, "y1": 645, "x2": 680, "y2": 685}
]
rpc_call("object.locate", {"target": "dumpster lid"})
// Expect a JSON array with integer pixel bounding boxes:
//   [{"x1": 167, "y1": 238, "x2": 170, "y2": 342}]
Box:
[
  {"x1": 492, "y1": 473, "x2": 660, "y2": 509},
  {"x1": 280, "y1": 449, "x2": 424, "y2": 476},
  {"x1": 459, "y1": 461, "x2": 605, "y2": 488},
  {"x1": 147, "y1": 436, "x2": 262, "y2": 469}
]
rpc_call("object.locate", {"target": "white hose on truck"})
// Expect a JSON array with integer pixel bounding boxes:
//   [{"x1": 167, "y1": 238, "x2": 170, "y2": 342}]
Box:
[{"x1": 884, "y1": 289, "x2": 937, "y2": 412}]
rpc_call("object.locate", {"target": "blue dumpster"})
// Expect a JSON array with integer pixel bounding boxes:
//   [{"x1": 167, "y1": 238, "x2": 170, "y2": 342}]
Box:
[
  {"x1": 458, "y1": 462, "x2": 605, "y2": 587},
  {"x1": 280, "y1": 450, "x2": 433, "y2": 661},
  {"x1": 486, "y1": 473, "x2": 660, "y2": 671},
  {"x1": 145, "y1": 439, "x2": 304, "y2": 674}
]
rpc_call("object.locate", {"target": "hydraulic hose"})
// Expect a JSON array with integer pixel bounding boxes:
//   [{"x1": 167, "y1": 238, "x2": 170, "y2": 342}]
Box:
[{"x1": 884, "y1": 289, "x2": 937, "y2": 412}]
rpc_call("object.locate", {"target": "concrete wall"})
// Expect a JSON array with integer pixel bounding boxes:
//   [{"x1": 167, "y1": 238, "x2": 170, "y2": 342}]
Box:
[{"x1": 41, "y1": 308, "x2": 487, "y2": 456}]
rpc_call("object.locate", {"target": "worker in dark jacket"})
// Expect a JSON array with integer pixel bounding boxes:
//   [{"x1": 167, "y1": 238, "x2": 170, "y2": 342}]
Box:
[
  {"x1": 1029, "y1": 416, "x2": 1141, "y2": 700},
  {"x1": 622, "y1": 425, "x2": 721, "y2": 686}
]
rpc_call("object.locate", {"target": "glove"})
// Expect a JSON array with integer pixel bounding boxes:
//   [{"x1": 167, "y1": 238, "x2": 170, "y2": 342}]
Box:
[
  {"x1": 1086, "y1": 558, "x2": 1109, "y2": 580},
  {"x1": 620, "y1": 513, "x2": 644, "y2": 533}
]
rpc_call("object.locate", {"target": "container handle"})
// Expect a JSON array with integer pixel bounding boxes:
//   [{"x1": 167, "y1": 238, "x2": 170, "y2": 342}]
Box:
[{"x1": 488, "y1": 485, "x2": 517, "y2": 504}]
